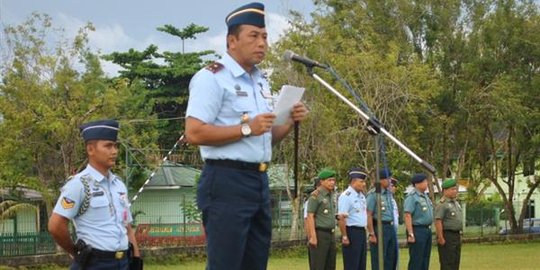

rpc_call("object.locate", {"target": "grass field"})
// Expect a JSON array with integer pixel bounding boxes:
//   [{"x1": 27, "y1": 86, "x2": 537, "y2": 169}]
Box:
[{"x1": 145, "y1": 241, "x2": 540, "y2": 270}]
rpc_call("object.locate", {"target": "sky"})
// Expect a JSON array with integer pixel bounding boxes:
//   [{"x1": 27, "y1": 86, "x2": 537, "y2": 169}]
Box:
[{"x1": 0, "y1": 0, "x2": 316, "y2": 75}]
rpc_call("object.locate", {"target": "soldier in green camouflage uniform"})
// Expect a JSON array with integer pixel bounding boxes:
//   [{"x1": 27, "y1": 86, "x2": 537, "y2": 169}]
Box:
[
  {"x1": 306, "y1": 168, "x2": 337, "y2": 270},
  {"x1": 435, "y1": 179, "x2": 463, "y2": 270}
]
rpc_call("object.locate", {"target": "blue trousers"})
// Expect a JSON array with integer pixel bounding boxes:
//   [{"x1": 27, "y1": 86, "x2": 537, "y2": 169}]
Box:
[
  {"x1": 342, "y1": 226, "x2": 366, "y2": 270},
  {"x1": 70, "y1": 257, "x2": 128, "y2": 270},
  {"x1": 369, "y1": 223, "x2": 397, "y2": 270},
  {"x1": 197, "y1": 164, "x2": 272, "y2": 270},
  {"x1": 407, "y1": 226, "x2": 432, "y2": 270}
]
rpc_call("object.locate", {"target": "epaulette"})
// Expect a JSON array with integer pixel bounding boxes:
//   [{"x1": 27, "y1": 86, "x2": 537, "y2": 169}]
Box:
[
  {"x1": 205, "y1": 62, "x2": 224, "y2": 73},
  {"x1": 310, "y1": 189, "x2": 320, "y2": 199},
  {"x1": 439, "y1": 197, "x2": 446, "y2": 203}
]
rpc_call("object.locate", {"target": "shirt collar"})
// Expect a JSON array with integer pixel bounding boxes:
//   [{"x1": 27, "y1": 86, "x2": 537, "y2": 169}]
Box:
[
  {"x1": 414, "y1": 188, "x2": 427, "y2": 197},
  {"x1": 221, "y1": 52, "x2": 261, "y2": 78},
  {"x1": 84, "y1": 164, "x2": 116, "y2": 183},
  {"x1": 318, "y1": 187, "x2": 333, "y2": 197},
  {"x1": 347, "y1": 186, "x2": 360, "y2": 196}
]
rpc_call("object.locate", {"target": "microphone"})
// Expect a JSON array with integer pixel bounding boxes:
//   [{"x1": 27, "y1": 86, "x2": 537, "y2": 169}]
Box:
[{"x1": 283, "y1": 50, "x2": 327, "y2": 68}]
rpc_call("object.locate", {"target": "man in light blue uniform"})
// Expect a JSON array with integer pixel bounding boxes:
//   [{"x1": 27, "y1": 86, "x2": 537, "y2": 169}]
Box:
[
  {"x1": 403, "y1": 173, "x2": 433, "y2": 270},
  {"x1": 48, "y1": 120, "x2": 141, "y2": 270},
  {"x1": 366, "y1": 168, "x2": 397, "y2": 270},
  {"x1": 338, "y1": 167, "x2": 368, "y2": 270},
  {"x1": 184, "y1": 2, "x2": 308, "y2": 270}
]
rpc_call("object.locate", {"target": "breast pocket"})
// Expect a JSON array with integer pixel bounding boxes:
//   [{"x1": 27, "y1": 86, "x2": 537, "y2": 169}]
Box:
[
  {"x1": 85, "y1": 196, "x2": 111, "y2": 222},
  {"x1": 233, "y1": 95, "x2": 255, "y2": 114}
]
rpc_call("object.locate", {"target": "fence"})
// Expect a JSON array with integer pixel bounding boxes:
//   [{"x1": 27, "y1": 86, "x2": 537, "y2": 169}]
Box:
[
  {"x1": 0, "y1": 231, "x2": 56, "y2": 256},
  {"x1": 0, "y1": 196, "x2": 518, "y2": 257}
]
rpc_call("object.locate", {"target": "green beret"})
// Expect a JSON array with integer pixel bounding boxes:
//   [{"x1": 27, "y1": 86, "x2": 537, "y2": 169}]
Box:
[
  {"x1": 442, "y1": 178, "x2": 457, "y2": 189},
  {"x1": 318, "y1": 168, "x2": 336, "y2": 180}
]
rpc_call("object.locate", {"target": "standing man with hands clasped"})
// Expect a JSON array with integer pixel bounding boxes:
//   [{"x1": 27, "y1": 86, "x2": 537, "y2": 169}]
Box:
[
  {"x1": 48, "y1": 120, "x2": 142, "y2": 270},
  {"x1": 306, "y1": 168, "x2": 338, "y2": 270},
  {"x1": 403, "y1": 173, "x2": 434, "y2": 270},
  {"x1": 435, "y1": 179, "x2": 463, "y2": 270},
  {"x1": 184, "y1": 2, "x2": 308, "y2": 270},
  {"x1": 338, "y1": 168, "x2": 368, "y2": 270}
]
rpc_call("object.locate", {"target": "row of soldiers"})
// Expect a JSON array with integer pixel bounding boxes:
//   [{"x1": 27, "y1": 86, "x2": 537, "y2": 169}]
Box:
[{"x1": 304, "y1": 167, "x2": 463, "y2": 270}]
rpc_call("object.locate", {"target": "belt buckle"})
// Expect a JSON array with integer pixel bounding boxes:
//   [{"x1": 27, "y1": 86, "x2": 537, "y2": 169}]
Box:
[
  {"x1": 258, "y1": 163, "x2": 267, "y2": 172},
  {"x1": 115, "y1": 251, "x2": 124, "y2": 260}
]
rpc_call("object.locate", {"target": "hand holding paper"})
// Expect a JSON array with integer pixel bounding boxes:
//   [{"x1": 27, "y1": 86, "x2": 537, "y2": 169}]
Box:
[{"x1": 273, "y1": 85, "x2": 305, "y2": 126}]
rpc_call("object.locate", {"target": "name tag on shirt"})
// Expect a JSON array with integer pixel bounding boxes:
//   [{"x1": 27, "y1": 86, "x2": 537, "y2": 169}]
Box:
[
  {"x1": 236, "y1": 90, "x2": 248, "y2": 97},
  {"x1": 92, "y1": 191, "x2": 104, "y2": 197}
]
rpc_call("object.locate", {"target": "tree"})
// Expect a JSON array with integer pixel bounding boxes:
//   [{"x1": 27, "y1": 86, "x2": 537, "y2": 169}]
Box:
[
  {"x1": 461, "y1": 0, "x2": 540, "y2": 234},
  {"x1": 104, "y1": 23, "x2": 215, "y2": 149},
  {"x1": 267, "y1": 2, "x2": 438, "y2": 239},
  {"x1": 157, "y1": 23, "x2": 209, "y2": 53},
  {"x1": 269, "y1": 0, "x2": 540, "y2": 236},
  {"x1": 0, "y1": 13, "x2": 158, "y2": 216}
]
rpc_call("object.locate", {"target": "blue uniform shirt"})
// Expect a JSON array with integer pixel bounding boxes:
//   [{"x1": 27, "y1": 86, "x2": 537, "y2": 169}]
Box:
[
  {"x1": 403, "y1": 189, "x2": 433, "y2": 226},
  {"x1": 366, "y1": 188, "x2": 394, "y2": 222},
  {"x1": 338, "y1": 186, "x2": 367, "y2": 227},
  {"x1": 186, "y1": 53, "x2": 273, "y2": 163},
  {"x1": 53, "y1": 165, "x2": 132, "y2": 251}
]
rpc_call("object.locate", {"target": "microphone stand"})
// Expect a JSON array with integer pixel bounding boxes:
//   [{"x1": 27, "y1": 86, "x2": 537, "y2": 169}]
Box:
[
  {"x1": 303, "y1": 65, "x2": 437, "y2": 270},
  {"x1": 293, "y1": 121, "x2": 299, "y2": 199}
]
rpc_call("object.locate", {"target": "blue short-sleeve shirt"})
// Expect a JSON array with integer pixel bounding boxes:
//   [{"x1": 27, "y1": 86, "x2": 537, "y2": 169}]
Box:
[
  {"x1": 53, "y1": 164, "x2": 132, "y2": 251},
  {"x1": 403, "y1": 189, "x2": 433, "y2": 226},
  {"x1": 186, "y1": 53, "x2": 273, "y2": 163},
  {"x1": 338, "y1": 186, "x2": 367, "y2": 227},
  {"x1": 366, "y1": 188, "x2": 394, "y2": 222}
]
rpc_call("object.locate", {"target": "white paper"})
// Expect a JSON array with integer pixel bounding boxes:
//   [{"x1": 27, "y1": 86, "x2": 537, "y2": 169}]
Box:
[{"x1": 273, "y1": 85, "x2": 305, "y2": 126}]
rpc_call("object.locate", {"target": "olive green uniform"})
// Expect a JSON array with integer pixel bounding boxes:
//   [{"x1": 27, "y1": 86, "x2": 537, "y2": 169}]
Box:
[
  {"x1": 435, "y1": 196, "x2": 463, "y2": 270},
  {"x1": 307, "y1": 188, "x2": 336, "y2": 270}
]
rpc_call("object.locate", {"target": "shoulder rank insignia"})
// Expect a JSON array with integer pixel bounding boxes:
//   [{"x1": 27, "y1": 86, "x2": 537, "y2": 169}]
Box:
[
  {"x1": 61, "y1": 197, "x2": 75, "y2": 209},
  {"x1": 310, "y1": 189, "x2": 320, "y2": 198},
  {"x1": 205, "y1": 62, "x2": 224, "y2": 73}
]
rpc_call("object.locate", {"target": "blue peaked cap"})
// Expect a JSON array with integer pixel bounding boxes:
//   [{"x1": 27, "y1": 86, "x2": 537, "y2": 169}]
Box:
[
  {"x1": 379, "y1": 168, "x2": 392, "y2": 179},
  {"x1": 348, "y1": 167, "x2": 367, "y2": 180},
  {"x1": 411, "y1": 173, "x2": 427, "y2": 184},
  {"x1": 226, "y1": 2, "x2": 265, "y2": 30},
  {"x1": 80, "y1": 119, "x2": 119, "y2": 142}
]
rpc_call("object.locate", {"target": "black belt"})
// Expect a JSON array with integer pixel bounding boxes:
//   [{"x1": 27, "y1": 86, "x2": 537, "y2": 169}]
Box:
[
  {"x1": 316, "y1": 227, "x2": 335, "y2": 233},
  {"x1": 205, "y1": 159, "x2": 269, "y2": 172},
  {"x1": 91, "y1": 249, "x2": 128, "y2": 260},
  {"x1": 346, "y1": 226, "x2": 365, "y2": 231},
  {"x1": 413, "y1": 224, "x2": 431, "y2": 229},
  {"x1": 373, "y1": 219, "x2": 393, "y2": 225},
  {"x1": 443, "y1": 229, "x2": 462, "y2": 233}
]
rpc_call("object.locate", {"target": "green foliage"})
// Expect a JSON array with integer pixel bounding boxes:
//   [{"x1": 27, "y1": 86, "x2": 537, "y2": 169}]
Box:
[
  {"x1": 0, "y1": 13, "x2": 158, "y2": 210},
  {"x1": 103, "y1": 24, "x2": 215, "y2": 149},
  {"x1": 268, "y1": 0, "x2": 540, "y2": 235},
  {"x1": 179, "y1": 194, "x2": 201, "y2": 223}
]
